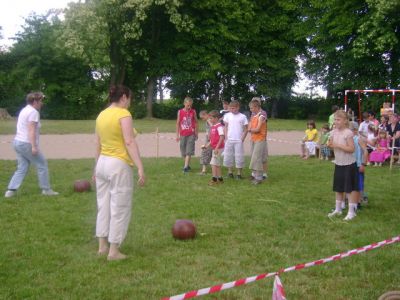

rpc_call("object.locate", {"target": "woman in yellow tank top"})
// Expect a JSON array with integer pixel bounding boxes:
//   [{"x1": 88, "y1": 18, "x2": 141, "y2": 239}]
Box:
[{"x1": 94, "y1": 85, "x2": 145, "y2": 261}]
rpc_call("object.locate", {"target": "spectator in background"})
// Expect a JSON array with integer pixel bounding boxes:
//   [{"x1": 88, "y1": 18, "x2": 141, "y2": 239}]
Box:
[
  {"x1": 319, "y1": 124, "x2": 331, "y2": 160},
  {"x1": 250, "y1": 97, "x2": 269, "y2": 179},
  {"x1": 219, "y1": 100, "x2": 230, "y2": 123},
  {"x1": 199, "y1": 110, "x2": 212, "y2": 175},
  {"x1": 386, "y1": 113, "x2": 400, "y2": 159},
  {"x1": 248, "y1": 99, "x2": 267, "y2": 184},
  {"x1": 368, "y1": 111, "x2": 379, "y2": 127},
  {"x1": 378, "y1": 115, "x2": 389, "y2": 131},
  {"x1": 358, "y1": 112, "x2": 370, "y2": 139},
  {"x1": 300, "y1": 120, "x2": 319, "y2": 159},
  {"x1": 223, "y1": 100, "x2": 248, "y2": 179},
  {"x1": 176, "y1": 97, "x2": 198, "y2": 173},
  {"x1": 4, "y1": 92, "x2": 58, "y2": 198},
  {"x1": 328, "y1": 105, "x2": 339, "y2": 130}
]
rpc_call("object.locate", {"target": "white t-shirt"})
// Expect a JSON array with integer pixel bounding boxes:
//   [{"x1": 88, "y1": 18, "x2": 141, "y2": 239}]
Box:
[
  {"x1": 358, "y1": 120, "x2": 371, "y2": 138},
  {"x1": 15, "y1": 104, "x2": 41, "y2": 146},
  {"x1": 223, "y1": 112, "x2": 248, "y2": 141}
]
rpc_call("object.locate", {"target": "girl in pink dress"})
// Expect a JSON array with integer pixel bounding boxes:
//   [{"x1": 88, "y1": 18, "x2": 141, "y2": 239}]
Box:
[{"x1": 369, "y1": 130, "x2": 391, "y2": 166}]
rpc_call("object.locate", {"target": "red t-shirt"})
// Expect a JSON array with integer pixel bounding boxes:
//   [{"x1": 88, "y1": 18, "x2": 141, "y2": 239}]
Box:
[
  {"x1": 178, "y1": 108, "x2": 197, "y2": 136},
  {"x1": 210, "y1": 123, "x2": 224, "y2": 149}
]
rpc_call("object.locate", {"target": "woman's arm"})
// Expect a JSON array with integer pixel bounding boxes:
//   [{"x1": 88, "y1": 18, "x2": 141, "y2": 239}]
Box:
[
  {"x1": 121, "y1": 116, "x2": 145, "y2": 186},
  {"x1": 28, "y1": 121, "x2": 38, "y2": 155}
]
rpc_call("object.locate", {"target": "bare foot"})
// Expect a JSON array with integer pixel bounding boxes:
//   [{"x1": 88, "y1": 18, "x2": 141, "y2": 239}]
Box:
[
  {"x1": 98, "y1": 247, "x2": 109, "y2": 256},
  {"x1": 107, "y1": 253, "x2": 127, "y2": 261}
]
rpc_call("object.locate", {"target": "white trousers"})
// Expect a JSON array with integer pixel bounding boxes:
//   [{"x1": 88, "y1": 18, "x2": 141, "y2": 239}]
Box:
[
  {"x1": 95, "y1": 155, "x2": 133, "y2": 245},
  {"x1": 223, "y1": 140, "x2": 245, "y2": 168}
]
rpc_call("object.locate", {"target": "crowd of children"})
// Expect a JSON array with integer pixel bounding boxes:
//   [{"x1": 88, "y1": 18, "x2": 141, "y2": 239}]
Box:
[
  {"x1": 296, "y1": 107, "x2": 399, "y2": 221},
  {"x1": 176, "y1": 97, "x2": 400, "y2": 220},
  {"x1": 176, "y1": 97, "x2": 268, "y2": 185}
]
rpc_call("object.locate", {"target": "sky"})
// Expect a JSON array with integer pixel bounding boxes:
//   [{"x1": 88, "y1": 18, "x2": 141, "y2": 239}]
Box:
[
  {"x1": 0, "y1": 0, "x2": 325, "y2": 97},
  {"x1": 0, "y1": 0, "x2": 76, "y2": 47}
]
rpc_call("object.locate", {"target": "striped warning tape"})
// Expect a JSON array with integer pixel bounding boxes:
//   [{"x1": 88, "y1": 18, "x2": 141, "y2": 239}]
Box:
[{"x1": 162, "y1": 235, "x2": 400, "y2": 300}]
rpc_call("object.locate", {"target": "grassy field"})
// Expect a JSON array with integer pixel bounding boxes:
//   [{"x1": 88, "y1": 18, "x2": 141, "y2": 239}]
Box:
[
  {"x1": 0, "y1": 157, "x2": 399, "y2": 299},
  {"x1": 0, "y1": 118, "x2": 326, "y2": 135}
]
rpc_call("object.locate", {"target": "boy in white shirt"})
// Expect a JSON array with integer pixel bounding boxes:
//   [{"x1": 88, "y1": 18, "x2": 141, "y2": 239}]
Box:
[{"x1": 223, "y1": 100, "x2": 248, "y2": 179}]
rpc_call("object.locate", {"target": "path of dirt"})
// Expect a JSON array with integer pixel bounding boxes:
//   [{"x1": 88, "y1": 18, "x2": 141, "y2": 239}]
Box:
[{"x1": 0, "y1": 131, "x2": 304, "y2": 160}]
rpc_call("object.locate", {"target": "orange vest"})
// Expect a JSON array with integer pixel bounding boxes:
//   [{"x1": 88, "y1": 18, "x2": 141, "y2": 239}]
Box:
[{"x1": 250, "y1": 112, "x2": 267, "y2": 142}]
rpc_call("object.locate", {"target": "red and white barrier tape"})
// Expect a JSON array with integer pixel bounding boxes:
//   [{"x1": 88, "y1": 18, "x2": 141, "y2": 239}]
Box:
[{"x1": 162, "y1": 235, "x2": 400, "y2": 300}]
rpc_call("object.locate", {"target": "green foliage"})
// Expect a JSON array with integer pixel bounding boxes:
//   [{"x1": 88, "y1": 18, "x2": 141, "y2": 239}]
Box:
[
  {"x1": 0, "y1": 13, "x2": 106, "y2": 119},
  {"x1": 302, "y1": 0, "x2": 400, "y2": 99},
  {"x1": 0, "y1": 157, "x2": 399, "y2": 299},
  {"x1": 131, "y1": 100, "x2": 147, "y2": 119},
  {"x1": 153, "y1": 99, "x2": 181, "y2": 119},
  {"x1": 2, "y1": 0, "x2": 400, "y2": 119},
  {"x1": 282, "y1": 96, "x2": 336, "y2": 120}
]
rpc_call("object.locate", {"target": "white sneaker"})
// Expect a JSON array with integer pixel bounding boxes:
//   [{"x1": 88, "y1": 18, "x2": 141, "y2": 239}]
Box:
[
  {"x1": 344, "y1": 214, "x2": 356, "y2": 221},
  {"x1": 328, "y1": 210, "x2": 342, "y2": 217},
  {"x1": 4, "y1": 190, "x2": 16, "y2": 198},
  {"x1": 42, "y1": 189, "x2": 59, "y2": 196}
]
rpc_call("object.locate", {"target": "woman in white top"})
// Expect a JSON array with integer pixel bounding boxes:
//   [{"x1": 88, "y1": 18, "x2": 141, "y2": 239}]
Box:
[
  {"x1": 4, "y1": 92, "x2": 58, "y2": 198},
  {"x1": 327, "y1": 110, "x2": 359, "y2": 221}
]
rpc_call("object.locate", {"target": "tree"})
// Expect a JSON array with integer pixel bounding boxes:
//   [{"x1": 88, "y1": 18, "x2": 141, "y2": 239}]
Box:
[
  {"x1": 167, "y1": 0, "x2": 305, "y2": 116},
  {"x1": 302, "y1": 0, "x2": 399, "y2": 104},
  {"x1": 0, "y1": 12, "x2": 104, "y2": 119},
  {"x1": 62, "y1": 0, "x2": 192, "y2": 117}
]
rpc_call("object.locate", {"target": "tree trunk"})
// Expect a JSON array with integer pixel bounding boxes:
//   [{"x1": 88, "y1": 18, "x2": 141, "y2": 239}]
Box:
[{"x1": 146, "y1": 76, "x2": 156, "y2": 118}]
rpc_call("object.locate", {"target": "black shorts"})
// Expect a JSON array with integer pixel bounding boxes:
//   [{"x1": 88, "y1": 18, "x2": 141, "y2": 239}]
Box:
[{"x1": 333, "y1": 163, "x2": 359, "y2": 193}]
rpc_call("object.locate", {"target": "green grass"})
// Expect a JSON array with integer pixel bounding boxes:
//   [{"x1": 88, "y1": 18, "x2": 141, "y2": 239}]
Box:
[
  {"x1": 0, "y1": 157, "x2": 399, "y2": 299},
  {"x1": 0, "y1": 118, "x2": 325, "y2": 134}
]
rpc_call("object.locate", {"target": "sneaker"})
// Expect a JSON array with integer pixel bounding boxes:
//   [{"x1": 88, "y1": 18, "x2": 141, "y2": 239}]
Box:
[
  {"x1": 344, "y1": 214, "x2": 356, "y2": 221},
  {"x1": 187, "y1": 166, "x2": 191, "y2": 171},
  {"x1": 4, "y1": 190, "x2": 16, "y2": 198},
  {"x1": 236, "y1": 174, "x2": 243, "y2": 180},
  {"x1": 328, "y1": 210, "x2": 342, "y2": 217},
  {"x1": 362, "y1": 196, "x2": 368, "y2": 204},
  {"x1": 183, "y1": 167, "x2": 189, "y2": 173},
  {"x1": 42, "y1": 189, "x2": 59, "y2": 196},
  {"x1": 227, "y1": 173, "x2": 234, "y2": 179},
  {"x1": 262, "y1": 174, "x2": 268, "y2": 180}
]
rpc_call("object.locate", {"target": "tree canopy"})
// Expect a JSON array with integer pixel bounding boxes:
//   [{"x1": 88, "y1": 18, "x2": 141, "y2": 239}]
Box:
[{"x1": 0, "y1": 0, "x2": 399, "y2": 119}]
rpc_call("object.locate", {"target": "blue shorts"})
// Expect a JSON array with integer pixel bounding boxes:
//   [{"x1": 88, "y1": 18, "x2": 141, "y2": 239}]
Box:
[{"x1": 358, "y1": 171, "x2": 364, "y2": 192}]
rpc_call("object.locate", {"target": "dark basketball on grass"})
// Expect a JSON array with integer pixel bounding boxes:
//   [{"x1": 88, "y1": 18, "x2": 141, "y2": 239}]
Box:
[
  {"x1": 172, "y1": 219, "x2": 197, "y2": 240},
  {"x1": 73, "y1": 179, "x2": 91, "y2": 192}
]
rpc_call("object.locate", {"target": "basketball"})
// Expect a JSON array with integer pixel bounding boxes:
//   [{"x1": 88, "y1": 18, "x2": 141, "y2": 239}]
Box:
[
  {"x1": 73, "y1": 179, "x2": 91, "y2": 192},
  {"x1": 172, "y1": 219, "x2": 197, "y2": 240}
]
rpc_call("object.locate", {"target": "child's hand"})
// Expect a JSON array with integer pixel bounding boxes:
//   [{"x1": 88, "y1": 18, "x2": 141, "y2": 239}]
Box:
[{"x1": 359, "y1": 165, "x2": 365, "y2": 173}]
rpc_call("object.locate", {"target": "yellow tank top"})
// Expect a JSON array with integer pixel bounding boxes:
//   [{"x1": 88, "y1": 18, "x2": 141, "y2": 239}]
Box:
[{"x1": 96, "y1": 107, "x2": 133, "y2": 166}]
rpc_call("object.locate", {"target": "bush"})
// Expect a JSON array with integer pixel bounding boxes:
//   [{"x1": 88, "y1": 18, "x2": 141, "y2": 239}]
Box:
[{"x1": 131, "y1": 101, "x2": 147, "y2": 119}]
